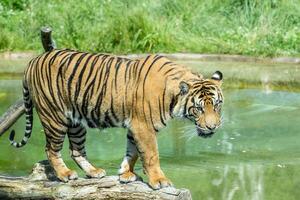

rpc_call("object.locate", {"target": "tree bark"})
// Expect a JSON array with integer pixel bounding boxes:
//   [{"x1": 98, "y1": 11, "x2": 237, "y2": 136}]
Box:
[
  {"x1": 40, "y1": 27, "x2": 56, "y2": 52},
  {"x1": 0, "y1": 160, "x2": 192, "y2": 200},
  {"x1": 0, "y1": 99, "x2": 24, "y2": 136}
]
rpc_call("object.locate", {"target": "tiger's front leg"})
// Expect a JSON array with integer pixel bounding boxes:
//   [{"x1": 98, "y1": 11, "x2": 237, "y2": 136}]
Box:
[
  {"x1": 130, "y1": 121, "x2": 173, "y2": 189},
  {"x1": 119, "y1": 130, "x2": 140, "y2": 183}
]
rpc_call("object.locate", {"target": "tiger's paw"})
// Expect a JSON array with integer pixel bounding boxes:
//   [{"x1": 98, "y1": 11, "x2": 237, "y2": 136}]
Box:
[
  {"x1": 119, "y1": 171, "x2": 142, "y2": 183},
  {"x1": 86, "y1": 168, "x2": 106, "y2": 179},
  {"x1": 57, "y1": 169, "x2": 78, "y2": 182},
  {"x1": 149, "y1": 176, "x2": 173, "y2": 190}
]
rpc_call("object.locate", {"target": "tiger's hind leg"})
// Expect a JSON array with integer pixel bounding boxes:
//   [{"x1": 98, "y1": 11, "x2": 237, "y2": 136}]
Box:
[
  {"x1": 42, "y1": 119, "x2": 78, "y2": 182},
  {"x1": 68, "y1": 124, "x2": 106, "y2": 178},
  {"x1": 118, "y1": 130, "x2": 140, "y2": 183}
]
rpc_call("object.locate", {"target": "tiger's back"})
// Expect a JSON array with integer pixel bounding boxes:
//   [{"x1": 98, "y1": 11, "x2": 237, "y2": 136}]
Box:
[{"x1": 25, "y1": 49, "x2": 185, "y2": 129}]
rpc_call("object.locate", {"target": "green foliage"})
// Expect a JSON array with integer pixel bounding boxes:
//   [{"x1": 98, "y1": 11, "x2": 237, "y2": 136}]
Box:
[
  {"x1": 0, "y1": 0, "x2": 27, "y2": 10},
  {"x1": 0, "y1": 0, "x2": 299, "y2": 56}
]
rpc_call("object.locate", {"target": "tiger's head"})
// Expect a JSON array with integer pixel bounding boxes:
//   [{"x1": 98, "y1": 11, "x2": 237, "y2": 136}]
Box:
[{"x1": 174, "y1": 71, "x2": 223, "y2": 138}]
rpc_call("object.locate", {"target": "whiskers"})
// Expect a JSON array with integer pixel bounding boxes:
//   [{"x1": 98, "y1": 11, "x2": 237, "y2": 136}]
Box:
[
  {"x1": 217, "y1": 115, "x2": 226, "y2": 128},
  {"x1": 179, "y1": 125, "x2": 197, "y2": 141}
]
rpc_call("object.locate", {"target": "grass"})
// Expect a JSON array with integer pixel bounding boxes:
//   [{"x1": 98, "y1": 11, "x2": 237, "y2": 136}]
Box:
[{"x1": 0, "y1": 0, "x2": 299, "y2": 56}]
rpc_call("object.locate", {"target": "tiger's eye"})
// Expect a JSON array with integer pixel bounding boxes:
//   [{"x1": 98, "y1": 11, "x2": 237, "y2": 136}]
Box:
[
  {"x1": 192, "y1": 108, "x2": 199, "y2": 116},
  {"x1": 194, "y1": 107, "x2": 203, "y2": 115},
  {"x1": 198, "y1": 107, "x2": 203, "y2": 111}
]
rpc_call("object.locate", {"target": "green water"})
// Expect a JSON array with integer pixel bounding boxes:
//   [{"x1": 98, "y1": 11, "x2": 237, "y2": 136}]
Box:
[{"x1": 1, "y1": 60, "x2": 300, "y2": 200}]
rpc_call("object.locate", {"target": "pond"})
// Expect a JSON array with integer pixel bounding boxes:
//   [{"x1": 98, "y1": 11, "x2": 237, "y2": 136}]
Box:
[{"x1": 0, "y1": 57, "x2": 300, "y2": 200}]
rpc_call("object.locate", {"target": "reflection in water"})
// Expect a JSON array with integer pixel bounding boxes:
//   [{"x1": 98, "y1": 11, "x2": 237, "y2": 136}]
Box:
[
  {"x1": 215, "y1": 130, "x2": 264, "y2": 200},
  {"x1": 261, "y1": 73, "x2": 272, "y2": 94},
  {"x1": 172, "y1": 125, "x2": 186, "y2": 156},
  {"x1": 218, "y1": 164, "x2": 264, "y2": 200}
]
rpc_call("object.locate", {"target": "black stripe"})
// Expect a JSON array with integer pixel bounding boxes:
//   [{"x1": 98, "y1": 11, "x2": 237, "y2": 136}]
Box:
[
  {"x1": 135, "y1": 55, "x2": 151, "y2": 85},
  {"x1": 148, "y1": 101, "x2": 158, "y2": 132},
  {"x1": 114, "y1": 57, "x2": 123, "y2": 91},
  {"x1": 158, "y1": 97, "x2": 166, "y2": 126},
  {"x1": 132, "y1": 60, "x2": 140, "y2": 80},
  {"x1": 183, "y1": 95, "x2": 191, "y2": 117},
  {"x1": 110, "y1": 93, "x2": 119, "y2": 123},
  {"x1": 162, "y1": 79, "x2": 167, "y2": 119},
  {"x1": 157, "y1": 61, "x2": 172, "y2": 72},
  {"x1": 169, "y1": 95, "x2": 179, "y2": 117},
  {"x1": 124, "y1": 60, "x2": 132, "y2": 82},
  {"x1": 69, "y1": 137, "x2": 86, "y2": 146},
  {"x1": 163, "y1": 67, "x2": 176, "y2": 75}
]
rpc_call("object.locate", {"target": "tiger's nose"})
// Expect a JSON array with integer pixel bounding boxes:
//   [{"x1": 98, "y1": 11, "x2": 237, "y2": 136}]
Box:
[
  {"x1": 205, "y1": 113, "x2": 218, "y2": 130},
  {"x1": 206, "y1": 124, "x2": 216, "y2": 130}
]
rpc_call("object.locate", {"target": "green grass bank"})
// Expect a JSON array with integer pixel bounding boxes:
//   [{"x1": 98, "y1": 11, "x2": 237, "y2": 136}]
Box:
[{"x1": 0, "y1": 0, "x2": 299, "y2": 56}]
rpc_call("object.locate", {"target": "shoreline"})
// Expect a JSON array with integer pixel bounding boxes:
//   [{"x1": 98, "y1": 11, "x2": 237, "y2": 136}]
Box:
[{"x1": 0, "y1": 51, "x2": 299, "y2": 64}]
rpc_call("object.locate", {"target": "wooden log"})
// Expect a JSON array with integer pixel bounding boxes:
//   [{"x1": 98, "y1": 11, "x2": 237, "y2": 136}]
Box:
[
  {"x1": 0, "y1": 160, "x2": 192, "y2": 200},
  {"x1": 40, "y1": 27, "x2": 56, "y2": 52},
  {"x1": 0, "y1": 99, "x2": 24, "y2": 137}
]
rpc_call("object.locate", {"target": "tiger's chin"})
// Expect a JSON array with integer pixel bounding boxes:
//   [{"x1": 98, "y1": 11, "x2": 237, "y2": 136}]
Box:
[{"x1": 196, "y1": 128, "x2": 214, "y2": 138}]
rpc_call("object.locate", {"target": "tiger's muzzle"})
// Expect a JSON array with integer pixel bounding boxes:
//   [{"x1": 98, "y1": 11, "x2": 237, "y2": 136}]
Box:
[{"x1": 196, "y1": 126, "x2": 215, "y2": 138}]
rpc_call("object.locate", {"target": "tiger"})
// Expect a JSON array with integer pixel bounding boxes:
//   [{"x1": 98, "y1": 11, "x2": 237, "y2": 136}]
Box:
[{"x1": 7, "y1": 33, "x2": 224, "y2": 189}]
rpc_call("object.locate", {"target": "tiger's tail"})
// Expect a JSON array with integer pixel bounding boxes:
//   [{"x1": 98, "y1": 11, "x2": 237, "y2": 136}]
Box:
[{"x1": 9, "y1": 81, "x2": 33, "y2": 148}]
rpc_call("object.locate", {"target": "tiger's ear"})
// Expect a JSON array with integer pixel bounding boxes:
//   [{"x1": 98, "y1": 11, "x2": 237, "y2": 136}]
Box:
[
  {"x1": 179, "y1": 81, "x2": 190, "y2": 95},
  {"x1": 211, "y1": 71, "x2": 223, "y2": 86}
]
